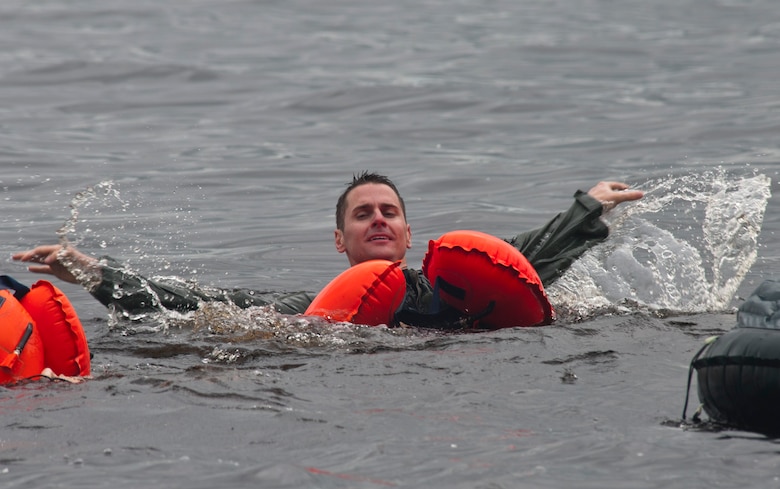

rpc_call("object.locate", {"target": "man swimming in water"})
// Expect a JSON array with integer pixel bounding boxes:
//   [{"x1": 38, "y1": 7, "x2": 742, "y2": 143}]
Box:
[{"x1": 13, "y1": 173, "x2": 642, "y2": 327}]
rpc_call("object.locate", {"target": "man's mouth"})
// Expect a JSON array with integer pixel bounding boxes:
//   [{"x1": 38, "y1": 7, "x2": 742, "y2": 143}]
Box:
[{"x1": 369, "y1": 235, "x2": 391, "y2": 241}]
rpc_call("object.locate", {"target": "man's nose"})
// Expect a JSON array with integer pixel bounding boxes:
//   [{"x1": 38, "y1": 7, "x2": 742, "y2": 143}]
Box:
[{"x1": 370, "y1": 210, "x2": 387, "y2": 226}]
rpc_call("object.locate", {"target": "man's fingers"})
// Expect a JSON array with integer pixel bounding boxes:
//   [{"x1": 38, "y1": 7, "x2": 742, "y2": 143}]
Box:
[
  {"x1": 12, "y1": 246, "x2": 63, "y2": 264},
  {"x1": 25, "y1": 265, "x2": 54, "y2": 275},
  {"x1": 614, "y1": 189, "x2": 644, "y2": 203}
]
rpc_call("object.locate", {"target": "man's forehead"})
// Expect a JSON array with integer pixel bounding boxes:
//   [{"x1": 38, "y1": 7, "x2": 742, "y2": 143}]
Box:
[{"x1": 346, "y1": 184, "x2": 401, "y2": 207}]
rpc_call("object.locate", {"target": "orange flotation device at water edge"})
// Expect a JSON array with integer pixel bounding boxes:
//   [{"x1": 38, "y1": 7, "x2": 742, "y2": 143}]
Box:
[
  {"x1": 304, "y1": 260, "x2": 406, "y2": 326},
  {"x1": 422, "y1": 230, "x2": 553, "y2": 329},
  {"x1": 0, "y1": 275, "x2": 91, "y2": 385}
]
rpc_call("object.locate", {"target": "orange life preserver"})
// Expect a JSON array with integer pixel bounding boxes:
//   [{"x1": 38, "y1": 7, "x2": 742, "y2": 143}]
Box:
[
  {"x1": 305, "y1": 260, "x2": 406, "y2": 326},
  {"x1": 0, "y1": 276, "x2": 91, "y2": 385},
  {"x1": 422, "y1": 230, "x2": 553, "y2": 329},
  {"x1": 0, "y1": 290, "x2": 46, "y2": 384},
  {"x1": 21, "y1": 281, "x2": 91, "y2": 377}
]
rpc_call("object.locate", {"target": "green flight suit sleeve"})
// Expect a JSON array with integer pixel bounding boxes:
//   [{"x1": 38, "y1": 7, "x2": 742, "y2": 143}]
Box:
[
  {"x1": 505, "y1": 190, "x2": 607, "y2": 286},
  {"x1": 90, "y1": 257, "x2": 315, "y2": 316}
]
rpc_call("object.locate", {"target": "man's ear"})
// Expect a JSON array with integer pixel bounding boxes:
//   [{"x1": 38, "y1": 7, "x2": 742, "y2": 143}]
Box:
[
  {"x1": 405, "y1": 224, "x2": 412, "y2": 249},
  {"x1": 334, "y1": 229, "x2": 346, "y2": 253}
]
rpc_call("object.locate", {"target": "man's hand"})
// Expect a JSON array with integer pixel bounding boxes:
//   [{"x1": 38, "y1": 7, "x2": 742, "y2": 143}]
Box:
[
  {"x1": 587, "y1": 181, "x2": 644, "y2": 212},
  {"x1": 12, "y1": 245, "x2": 99, "y2": 284}
]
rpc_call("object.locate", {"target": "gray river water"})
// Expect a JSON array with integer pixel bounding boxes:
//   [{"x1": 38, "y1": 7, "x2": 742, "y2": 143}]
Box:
[{"x1": 1, "y1": 1, "x2": 780, "y2": 487}]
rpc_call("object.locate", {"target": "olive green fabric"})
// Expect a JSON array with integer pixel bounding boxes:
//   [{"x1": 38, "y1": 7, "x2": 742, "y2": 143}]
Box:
[
  {"x1": 91, "y1": 260, "x2": 315, "y2": 315},
  {"x1": 507, "y1": 190, "x2": 607, "y2": 285},
  {"x1": 91, "y1": 191, "x2": 606, "y2": 318}
]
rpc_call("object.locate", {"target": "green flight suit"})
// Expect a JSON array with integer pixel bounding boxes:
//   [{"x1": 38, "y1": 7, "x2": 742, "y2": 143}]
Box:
[{"x1": 90, "y1": 190, "x2": 606, "y2": 326}]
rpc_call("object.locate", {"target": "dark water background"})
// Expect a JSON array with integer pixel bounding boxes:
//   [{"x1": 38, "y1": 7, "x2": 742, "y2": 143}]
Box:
[{"x1": 1, "y1": 0, "x2": 780, "y2": 487}]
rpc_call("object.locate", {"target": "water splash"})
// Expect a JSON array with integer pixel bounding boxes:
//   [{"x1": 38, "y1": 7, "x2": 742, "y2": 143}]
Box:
[
  {"x1": 56, "y1": 181, "x2": 127, "y2": 292},
  {"x1": 548, "y1": 169, "x2": 772, "y2": 321}
]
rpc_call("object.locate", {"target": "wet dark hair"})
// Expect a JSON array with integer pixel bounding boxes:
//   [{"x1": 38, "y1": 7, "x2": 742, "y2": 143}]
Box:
[{"x1": 336, "y1": 171, "x2": 406, "y2": 231}]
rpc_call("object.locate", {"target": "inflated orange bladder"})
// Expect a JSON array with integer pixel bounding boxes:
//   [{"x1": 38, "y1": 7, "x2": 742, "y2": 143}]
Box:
[
  {"x1": 20, "y1": 280, "x2": 91, "y2": 377},
  {"x1": 0, "y1": 276, "x2": 91, "y2": 385},
  {"x1": 422, "y1": 230, "x2": 553, "y2": 329},
  {"x1": 305, "y1": 260, "x2": 406, "y2": 326},
  {"x1": 0, "y1": 290, "x2": 46, "y2": 384}
]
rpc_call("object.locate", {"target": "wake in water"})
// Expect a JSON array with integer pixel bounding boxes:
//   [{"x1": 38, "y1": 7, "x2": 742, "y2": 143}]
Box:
[{"x1": 548, "y1": 169, "x2": 772, "y2": 321}]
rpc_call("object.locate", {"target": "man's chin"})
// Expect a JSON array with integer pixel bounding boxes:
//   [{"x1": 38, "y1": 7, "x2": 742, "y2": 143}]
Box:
[{"x1": 367, "y1": 251, "x2": 402, "y2": 263}]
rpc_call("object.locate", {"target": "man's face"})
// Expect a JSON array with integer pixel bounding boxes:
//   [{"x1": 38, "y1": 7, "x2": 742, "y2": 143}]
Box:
[{"x1": 335, "y1": 183, "x2": 412, "y2": 266}]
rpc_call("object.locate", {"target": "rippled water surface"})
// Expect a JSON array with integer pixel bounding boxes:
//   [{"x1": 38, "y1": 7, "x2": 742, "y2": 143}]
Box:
[{"x1": 1, "y1": 1, "x2": 780, "y2": 487}]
